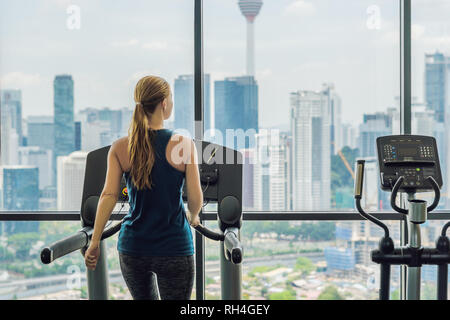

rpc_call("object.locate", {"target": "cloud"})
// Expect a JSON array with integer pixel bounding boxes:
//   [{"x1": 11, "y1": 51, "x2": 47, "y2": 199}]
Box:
[
  {"x1": 0, "y1": 72, "x2": 43, "y2": 89},
  {"x1": 412, "y1": 24, "x2": 426, "y2": 40},
  {"x1": 46, "y1": 0, "x2": 73, "y2": 9},
  {"x1": 111, "y1": 39, "x2": 139, "y2": 47},
  {"x1": 256, "y1": 68, "x2": 273, "y2": 79},
  {"x1": 124, "y1": 70, "x2": 164, "y2": 87},
  {"x1": 283, "y1": 0, "x2": 316, "y2": 17},
  {"x1": 141, "y1": 41, "x2": 169, "y2": 51}
]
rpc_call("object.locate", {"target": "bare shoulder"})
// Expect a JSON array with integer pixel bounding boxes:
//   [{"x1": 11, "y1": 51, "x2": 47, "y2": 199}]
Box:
[
  {"x1": 111, "y1": 136, "x2": 131, "y2": 171},
  {"x1": 112, "y1": 136, "x2": 129, "y2": 149}
]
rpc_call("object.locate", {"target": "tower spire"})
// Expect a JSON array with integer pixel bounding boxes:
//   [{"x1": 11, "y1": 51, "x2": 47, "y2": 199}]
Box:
[{"x1": 238, "y1": 0, "x2": 263, "y2": 76}]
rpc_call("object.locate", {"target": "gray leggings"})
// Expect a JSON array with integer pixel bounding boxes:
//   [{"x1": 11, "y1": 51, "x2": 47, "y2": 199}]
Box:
[{"x1": 118, "y1": 252, "x2": 195, "y2": 300}]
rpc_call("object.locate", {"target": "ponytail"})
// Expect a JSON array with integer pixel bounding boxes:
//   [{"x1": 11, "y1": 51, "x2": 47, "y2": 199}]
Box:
[{"x1": 128, "y1": 76, "x2": 170, "y2": 190}]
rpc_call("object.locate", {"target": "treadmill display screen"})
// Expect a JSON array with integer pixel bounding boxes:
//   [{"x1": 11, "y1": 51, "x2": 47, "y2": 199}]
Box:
[{"x1": 398, "y1": 147, "x2": 418, "y2": 157}]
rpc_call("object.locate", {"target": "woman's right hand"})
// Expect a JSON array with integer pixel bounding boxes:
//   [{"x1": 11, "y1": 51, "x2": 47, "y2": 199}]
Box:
[{"x1": 187, "y1": 210, "x2": 200, "y2": 227}]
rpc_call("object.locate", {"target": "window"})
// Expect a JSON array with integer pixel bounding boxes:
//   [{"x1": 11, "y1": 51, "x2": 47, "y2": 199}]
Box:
[
  {"x1": 203, "y1": 0, "x2": 399, "y2": 212},
  {"x1": 0, "y1": 0, "x2": 194, "y2": 211}
]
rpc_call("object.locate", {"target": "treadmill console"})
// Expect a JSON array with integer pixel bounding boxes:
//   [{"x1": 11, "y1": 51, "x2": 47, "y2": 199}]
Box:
[{"x1": 377, "y1": 135, "x2": 442, "y2": 192}]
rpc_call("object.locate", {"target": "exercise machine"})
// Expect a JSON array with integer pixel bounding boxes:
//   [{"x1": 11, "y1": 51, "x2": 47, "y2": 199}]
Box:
[
  {"x1": 40, "y1": 140, "x2": 243, "y2": 300},
  {"x1": 355, "y1": 134, "x2": 450, "y2": 300}
]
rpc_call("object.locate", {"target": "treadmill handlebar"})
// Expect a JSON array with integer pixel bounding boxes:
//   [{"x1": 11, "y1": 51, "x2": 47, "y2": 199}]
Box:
[
  {"x1": 41, "y1": 229, "x2": 89, "y2": 264},
  {"x1": 194, "y1": 224, "x2": 224, "y2": 241},
  {"x1": 224, "y1": 228, "x2": 243, "y2": 264},
  {"x1": 42, "y1": 221, "x2": 243, "y2": 265},
  {"x1": 40, "y1": 221, "x2": 123, "y2": 264}
]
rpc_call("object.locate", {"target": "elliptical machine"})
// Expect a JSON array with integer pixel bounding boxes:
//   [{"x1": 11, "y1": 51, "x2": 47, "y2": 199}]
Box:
[{"x1": 355, "y1": 135, "x2": 450, "y2": 300}]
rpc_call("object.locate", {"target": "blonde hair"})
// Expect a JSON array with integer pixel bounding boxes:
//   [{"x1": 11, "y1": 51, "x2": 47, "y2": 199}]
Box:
[{"x1": 128, "y1": 76, "x2": 171, "y2": 190}]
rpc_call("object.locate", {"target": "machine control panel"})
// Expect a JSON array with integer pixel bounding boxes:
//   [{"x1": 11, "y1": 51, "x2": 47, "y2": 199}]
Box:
[{"x1": 377, "y1": 135, "x2": 442, "y2": 192}]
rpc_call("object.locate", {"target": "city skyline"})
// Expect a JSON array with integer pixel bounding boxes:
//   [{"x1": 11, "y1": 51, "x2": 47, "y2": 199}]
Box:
[{"x1": 4, "y1": 0, "x2": 446, "y2": 128}]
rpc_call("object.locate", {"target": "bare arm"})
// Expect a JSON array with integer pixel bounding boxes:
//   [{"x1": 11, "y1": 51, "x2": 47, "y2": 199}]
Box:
[
  {"x1": 90, "y1": 142, "x2": 123, "y2": 246},
  {"x1": 185, "y1": 139, "x2": 203, "y2": 220}
]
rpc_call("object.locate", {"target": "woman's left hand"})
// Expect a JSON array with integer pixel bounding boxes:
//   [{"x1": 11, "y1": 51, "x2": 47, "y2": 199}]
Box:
[{"x1": 84, "y1": 242, "x2": 100, "y2": 270}]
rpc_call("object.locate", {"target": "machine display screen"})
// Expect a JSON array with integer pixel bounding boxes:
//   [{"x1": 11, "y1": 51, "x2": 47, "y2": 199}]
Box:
[{"x1": 398, "y1": 147, "x2": 418, "y2": 157}]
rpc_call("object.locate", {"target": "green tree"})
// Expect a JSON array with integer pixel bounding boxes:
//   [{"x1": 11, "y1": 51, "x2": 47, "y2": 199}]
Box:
[
  {"x1": 294, "y1": 257, "x2": 316, "y2": 275},
  {"x1": 317, "y1": 285, "x2": 344, "y2": 300},
  {"x1": 7, "y1": 232, "x2": 40, "y2": 259},
  {"x1": 268, "y1": 288, "x2": 296, "y2": 300}
]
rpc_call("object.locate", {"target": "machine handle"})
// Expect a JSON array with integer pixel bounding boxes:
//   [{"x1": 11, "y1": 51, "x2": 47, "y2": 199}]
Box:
[
  {"x1": 194, "y1": 224, "x2": 225, "y2": 241},
  {"x1": 354, "y1": 160, "x2": 365, "y2": 199},
  {"x1": 426, "y1": 176, "x2": 440, "y2": 213},
  {"x1": 40, "y1": 220, "x2": 124, "y2": 264},
  {"x1": 224, "y1": 228, "x2": 243, "y2": 264},
  {"x1": 354, "y1": 159, "x2": 390, "y2": 238},
  {"x1": 390, "y1": 176, "x2": 408, "y2": 214},
  {"x1": 40, "y1": 230, "x2": 89, "y2": 264}
]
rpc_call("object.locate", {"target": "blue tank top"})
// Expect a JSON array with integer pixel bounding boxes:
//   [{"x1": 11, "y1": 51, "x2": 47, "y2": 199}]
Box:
[{"x1": 117, "y1": 129, "x2": 194, "y2": 256}]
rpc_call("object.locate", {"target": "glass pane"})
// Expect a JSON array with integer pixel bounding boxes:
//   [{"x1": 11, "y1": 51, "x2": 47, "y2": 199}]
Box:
[
  {"x1": 0, "y1": 221, "x2": 131, "y2": 299},
  {"x1": 0, "y1": 1, "x2": 194, "y2": 211},
  {"x1": 204, "y1": 220, "x2": 403, "y2": 300},
  {"x1": 204, "y1": 0, "x2": 400, "y2": 211},
  {"x1": 411, "y1": 0, "x2": 450, "y2": 209},
  {"x1": 411, "y1": 0, "x2": 450, "y2": 298}
]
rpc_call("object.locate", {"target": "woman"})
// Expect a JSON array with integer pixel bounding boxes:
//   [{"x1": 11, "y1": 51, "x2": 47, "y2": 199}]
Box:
[{"x1": 84, "y1": 75, "x2": 203, "y2": 300}]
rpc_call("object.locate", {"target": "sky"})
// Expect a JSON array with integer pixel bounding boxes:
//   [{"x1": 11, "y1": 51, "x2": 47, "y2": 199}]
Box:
[{"x1": 0, "y1": 0, "x2": 449, "y2": 129}]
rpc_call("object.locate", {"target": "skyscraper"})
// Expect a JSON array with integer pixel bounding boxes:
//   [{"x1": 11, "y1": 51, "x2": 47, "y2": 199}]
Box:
[
  {"x1": 0, "y1": 90, "x2": 23, "y2": 146},
  {"x1": 322, "y1": 83, "x2": 342, "y2": 155},
  {"x1": 74, "y1": 121, "x2": 81, "y2": 151},
  {"x1": 253, "y1": 130, "x2": 289, "y2": 211},
  {"x1": 0, "y1": 166, "x2": 39, "y2": 234},
  {"x1": 358, "y1": 112, "x2": 392, "y2": 158},
  {"x1": 18, "y1": 146, "x2": 53, "y2": 190},
  {"x1": 425, "y1": 52, "x2": 447, "y2": 123},
  {"x1": 290, "y1": 90, "x2": 331, "y2": 210},
  {"x1": 54, "y1": 75, "x2": 75, "y2": 185},
  {"x1": 214, "y1": 76, "x2": 258, "y2": 149},
  {"x1": 238, "y1": 0, "x2": 263, "y2": 76},
  {"x1": 57, "y1": 151, "x2": 87, "y2": 210},
  {"x1": 174, "y1": 74, "x2": 211, "y2": 137},
  {"x1": 0, "y1": 110, "x2": 19, "y2": 165},
  {"x1": 27, "y1": 116, "x2": 54, "y2": 151}
]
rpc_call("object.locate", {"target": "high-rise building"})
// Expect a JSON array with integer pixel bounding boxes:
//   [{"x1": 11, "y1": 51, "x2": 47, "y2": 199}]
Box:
[
  {"x1": 425, "y1": 52, "x2": 448, "y2": 123},
  {"x1": 74, "y1": 121, "x2": 81, "y2": 151},
  {"x1": 76, "y1": 108, "x2": 116, "y2": 152},
  {"x1": 290, "y1": 90, "x2": 331, "y2": 210},
  {"x1": 0, "y1": 166, "x2": 39, "y2": 234},
  {"x1": 253, "y1": 130, "x2": 289, "y2": 211},
  {"x1": 238, "y1": 0, "x2": 263, "y2": 76},
  {"x1": 27, "y1": 116, "x2": 54, "y2": 151},
  {"x1": 242, "y1": 149, "x2": 255, "y2": 210},
  {"x1": 57, "y1": 151, "x2": 87, "y2": 210},
  {"x1": 358, "y1": 112, "x2": 392, "y2": 158},
  {"x1": 0, "y1": 111, "x2": 19, "y2": 165},
  {"x1": 174, "y1": 74, "x2": 211, "y2": 137},
  {"x1": 54, "y1": 75, "x2": 75, "y2": 185},
  {"x1": 214, "y1": 76, "x2": 258, "y2": 149},
  {"x1": 322, "y1": 83, "x2": 342, "y2": 155},
  {"x1": 0, "y1": 89, "x2": 23, "y2": 146},
  {"x1": 18, "y1": 146, "x2": 53, "y2": 190},
  {"x1": 341, "y1": 123, "x2": 358, "y2": 149}
]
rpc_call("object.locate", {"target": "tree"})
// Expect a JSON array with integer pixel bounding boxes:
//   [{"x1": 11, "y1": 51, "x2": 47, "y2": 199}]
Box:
[
  {"x1": 294, "y1": 257, "x2": 316, "y2": 275},
  {"x1": 317, "y1": 285, "x2": 344, "y2": 300},
  {"x1": 268, "y1": 288, "x2": 296, "y2": 300}
]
